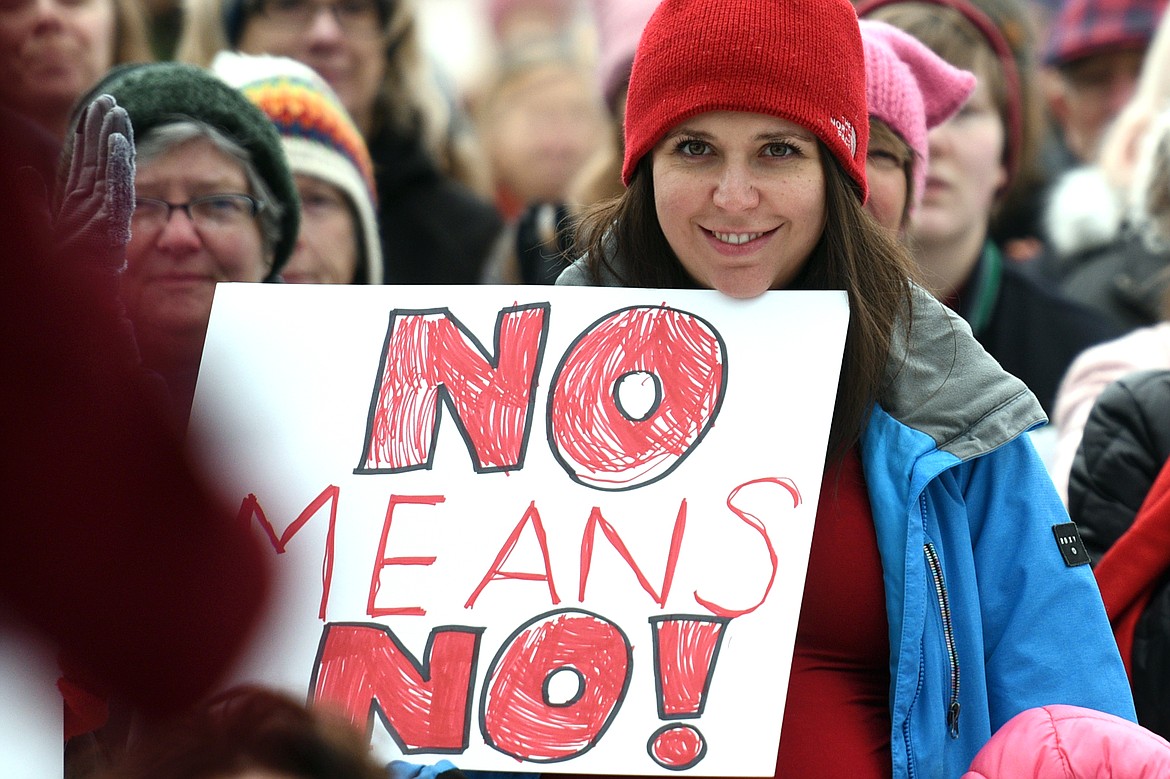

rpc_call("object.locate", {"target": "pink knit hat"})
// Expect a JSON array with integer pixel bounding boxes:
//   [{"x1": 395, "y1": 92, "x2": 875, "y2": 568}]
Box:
[
  {"x1": 861, "y1": 19, "x2": 976, "y2": 209},
  {"x1": 487, "y1": 0, "x2": 574, "y2": 39},
  {"x1": 623, "y1": 0, "x2": 869, "y2": 200},
  {"x1": 591, "y1": 0, "x2": 660, "y2": 111}
]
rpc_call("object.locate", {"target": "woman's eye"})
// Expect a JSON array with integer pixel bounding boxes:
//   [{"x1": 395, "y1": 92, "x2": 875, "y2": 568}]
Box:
[
  {"x1": 763, "y1": 142, "x2": 797, "y2": 157},
  {"x1": 677, "y1": 139, "x2": 710, "y2": 156},
  {"x1": 868, "y1": 149, "x2": 902, "y2": 169}
]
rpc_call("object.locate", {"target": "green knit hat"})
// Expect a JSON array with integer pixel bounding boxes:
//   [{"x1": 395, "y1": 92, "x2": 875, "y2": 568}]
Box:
[{"x1": 76, "y1": 61, "x2": 300, "y2": 275}]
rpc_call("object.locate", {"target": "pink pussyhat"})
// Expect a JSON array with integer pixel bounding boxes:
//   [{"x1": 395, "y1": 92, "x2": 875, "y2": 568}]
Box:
[
  {"x1": 591, "y1": 0, "x2": 661, "y2": 111},
  {"x1": 860, "y1": 19, "x2": 976, "y2": 209}
]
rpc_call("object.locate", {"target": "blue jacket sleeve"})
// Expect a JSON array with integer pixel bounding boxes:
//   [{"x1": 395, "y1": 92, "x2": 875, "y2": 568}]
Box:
[{"x1": 961, "y1": 436, "x2": 1136, "y2": 727}]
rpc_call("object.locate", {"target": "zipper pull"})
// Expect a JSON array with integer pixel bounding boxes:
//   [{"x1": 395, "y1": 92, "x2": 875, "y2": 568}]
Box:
[{"x1": 947, "y1": 701, "x2": 961, "y2": 739}]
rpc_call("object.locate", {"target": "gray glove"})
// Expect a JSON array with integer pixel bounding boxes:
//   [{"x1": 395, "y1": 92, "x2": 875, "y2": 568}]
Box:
[{"x1": 54, "y1": 94, "x2": 135, "y2": 271}]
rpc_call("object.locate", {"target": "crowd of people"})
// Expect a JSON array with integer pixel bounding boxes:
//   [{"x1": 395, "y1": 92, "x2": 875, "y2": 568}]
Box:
[{"x1": 5, "y1": 0, "x2": 1170, "y2": 776}]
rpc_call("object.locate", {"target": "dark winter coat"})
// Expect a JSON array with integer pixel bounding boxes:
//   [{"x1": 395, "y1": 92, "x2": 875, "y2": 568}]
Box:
[
  {"x1": 1069, "y1": 368, "x2": 1170, "y2": 739},
  {"x1": 368, "y1": 124, "x2": 503, "y2": 285},
  {"x1": 956, "y1": 242, "x2": 1122, "y2": 414},
  {"x1": 1058, "y1": 233, "x2": 1170, "y2": 332}
]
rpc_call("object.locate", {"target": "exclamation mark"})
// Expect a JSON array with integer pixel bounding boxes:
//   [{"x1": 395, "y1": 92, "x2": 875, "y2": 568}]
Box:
[{"x1": 647, "y1": 615, "x2": 730, "y2": 770}]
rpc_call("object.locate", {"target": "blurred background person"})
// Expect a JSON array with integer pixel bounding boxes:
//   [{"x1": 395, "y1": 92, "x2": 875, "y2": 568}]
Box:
[
  {"x1": 1040, "y1": 0, "x2": 1168, "y2": 178},
  {"x1": 95, "y1": 686, "x2": 390, "y2": 779},
  {"x1": 480, "y1": 0, "x2": 658, "y2": 284},
  {"x1": 858, "y1": 19, "x2": 976, "y2": 237},
  {"x1": 1067, "y1": 370, "x2": 1170, "y2": 740},
  {"x1": 471, "y1": 40, "x2": 607, "y2": 284},
  {"x1": 471, "y1": 42, "x2": 606, "y2": 225},
  {"x1": 1048, "y1": 104, "x2": 1170, "y2": 501},
  {"x1": 1041, "y1": 7, "x2": 1170, "y2": 331},
  {"x1": 69, "y1": 61, "x2": 300, "y2": 426},
  {"x1": 866, "y1": 0, "x2": 1053, "y2": 261},
  {"x1": 858, "y1": 0, "x2": 1121, "y2": 416},
  {"x1": 212, "y1": 51, "x2": 383, "y2": 285},
  {"x1": 0, "y1": 0, "x2": 151, "y2": 149},
  {"x1": 176, "y1": 0, "x2": 503, "y2": 286}
]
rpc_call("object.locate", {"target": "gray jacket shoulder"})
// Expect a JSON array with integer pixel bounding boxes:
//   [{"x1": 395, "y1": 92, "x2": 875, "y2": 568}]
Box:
[
  {"x1": 882, "y1": 285, "x2": 1046, "y2": 460},
  {"x1": 555, "y1": 257, "x2": 593, "y2": 286},
  {"x1": 555, "y1": 255, "x2": 626, "y2": 287}
]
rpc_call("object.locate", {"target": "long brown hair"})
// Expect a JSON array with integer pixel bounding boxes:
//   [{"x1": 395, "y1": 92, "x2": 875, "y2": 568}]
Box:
[
  {"x1": 573, "y1": 144, "x2": 916, "y2": 459},
  {"x1": 112, "y1": 0, "x2": 154, "y2": 65}
]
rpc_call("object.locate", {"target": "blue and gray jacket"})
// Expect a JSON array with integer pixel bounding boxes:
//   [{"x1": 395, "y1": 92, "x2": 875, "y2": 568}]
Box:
[{"x1": 558, "y1": 259, "x2": 1136, "y2": 778}]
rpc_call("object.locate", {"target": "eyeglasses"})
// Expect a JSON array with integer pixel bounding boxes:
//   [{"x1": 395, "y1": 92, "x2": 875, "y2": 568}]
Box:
[
  {"x1": 251, "y1": 0, "x2": 389, "y2": 35},
  {"x1": 133, "y1": 194, "x2": 265, "y2": 233}
]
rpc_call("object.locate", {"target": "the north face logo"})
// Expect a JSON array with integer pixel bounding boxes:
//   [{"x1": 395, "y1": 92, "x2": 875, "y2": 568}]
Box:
[{"x1": 830, "y1": 116, "x2": 857, "y2": 158}]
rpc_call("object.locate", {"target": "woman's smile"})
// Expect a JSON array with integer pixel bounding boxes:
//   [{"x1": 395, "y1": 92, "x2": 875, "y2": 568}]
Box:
[{"x1": 652, "y1": 110, "x2": 826, "y2": 298}]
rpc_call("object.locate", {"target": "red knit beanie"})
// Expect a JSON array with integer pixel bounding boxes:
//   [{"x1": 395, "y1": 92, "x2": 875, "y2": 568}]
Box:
[{"x1": 621, "y1": 0, "x2": 869, "y2": 201}]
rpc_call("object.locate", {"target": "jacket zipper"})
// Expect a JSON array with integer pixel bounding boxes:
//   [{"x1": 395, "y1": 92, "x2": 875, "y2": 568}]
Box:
[{"x1": 924, "y1": 542, "x2": 961, "y2": 739}]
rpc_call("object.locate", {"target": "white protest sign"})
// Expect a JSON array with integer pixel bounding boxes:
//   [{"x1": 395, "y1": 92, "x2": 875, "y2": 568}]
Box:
[
  {"x1": 0, "y1": 625, "x2": 63, "y2": 779},
  {"x1": 189, "y1": 284, "x2": 849, "y2": 777}
]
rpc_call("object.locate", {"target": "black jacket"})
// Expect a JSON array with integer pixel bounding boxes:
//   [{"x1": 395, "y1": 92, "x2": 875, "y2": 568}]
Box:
[
  {"x1": 956, "y1": 242, "x2": 1122, "y2": 415},
  {"x1": 368, "y1": 124, "x2": 503, "y2": 285},
  {"x1": 1058, "y1": 233, "x2": 1170, "y2": 333},
  {"x1": 1069, "y1": 368, "x2": 1170, "y2": 738}
]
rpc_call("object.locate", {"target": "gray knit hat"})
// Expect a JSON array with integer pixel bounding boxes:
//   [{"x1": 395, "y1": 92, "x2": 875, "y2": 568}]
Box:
[{"x1": 73, "y1": 61, "x2": 300, "y2": 275}]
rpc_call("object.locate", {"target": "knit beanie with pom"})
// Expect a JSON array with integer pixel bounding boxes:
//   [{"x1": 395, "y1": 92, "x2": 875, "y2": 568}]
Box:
[
  {"x1": 622, "y1": 0, "x2": 869, "y2": 200},
  {"x1": 861, "y1": 19, "x2": 976, "y2": 210},
  {"x1": 211, "y1": 51, "x2": 383, "y2": 284}
]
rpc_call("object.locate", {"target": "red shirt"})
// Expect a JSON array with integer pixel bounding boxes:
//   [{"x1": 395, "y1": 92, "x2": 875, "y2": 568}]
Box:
[{"x1": 774, "y1": 446, "x2": 892, "y2": 777}]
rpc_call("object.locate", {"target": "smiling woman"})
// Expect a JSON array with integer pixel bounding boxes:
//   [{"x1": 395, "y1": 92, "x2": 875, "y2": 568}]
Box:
[
  {"x1": 556, "y1": 0, "x2": 1139, "y2": 776},
  {"x1": 651, "y1": 112, "x2": 827, "y2": 298}
]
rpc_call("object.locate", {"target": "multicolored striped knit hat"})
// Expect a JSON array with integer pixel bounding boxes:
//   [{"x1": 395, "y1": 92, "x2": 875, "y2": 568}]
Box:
[{"x1": 211, "y1": 51, "x2": 383, "y2": 284}]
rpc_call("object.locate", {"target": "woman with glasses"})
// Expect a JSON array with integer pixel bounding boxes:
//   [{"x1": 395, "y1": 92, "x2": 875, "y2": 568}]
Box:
[
  {"x1": 176, "y1": 0, "x2": 505, "y2": 287},
  {"x1": 213, "y1": 51, "x2": 384, "y2": 285},
  {"x1": 66, "y1": 60, "x2": 299, "y2": 426}
]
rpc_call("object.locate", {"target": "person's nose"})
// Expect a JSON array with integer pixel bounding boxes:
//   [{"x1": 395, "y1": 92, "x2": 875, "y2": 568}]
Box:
[
  {"x1": 29, "y1": 0, "x2": 66, "y2": 28},
  {"x1": 712, "y1": 163, "x2": 760, "y2": 211},
  {"x1": 154, "y1": 208, "x2": 203, "y2": 252},
  {"x1": 304, "y1": 4, "x2": 346, "y2": 42}
]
